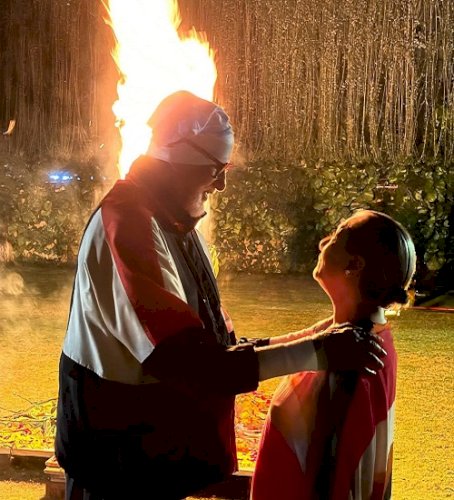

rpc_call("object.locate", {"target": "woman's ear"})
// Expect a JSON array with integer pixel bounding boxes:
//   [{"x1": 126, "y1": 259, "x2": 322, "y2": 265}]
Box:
[{"x1": 345, "y1": 255, "x2": 365, "y2": 276}]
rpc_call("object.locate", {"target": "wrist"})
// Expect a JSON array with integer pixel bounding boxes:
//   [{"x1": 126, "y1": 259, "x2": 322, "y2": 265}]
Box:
[{"x1": 238, "y1": 337, "x2": 270, "y2": 347}]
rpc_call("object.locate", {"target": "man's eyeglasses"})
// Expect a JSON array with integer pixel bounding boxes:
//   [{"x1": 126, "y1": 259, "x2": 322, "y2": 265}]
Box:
[
  {"x1": 211, "y1": 162, "x2": 232, "y2": 180},
  {"x1": 168, "y1": 137, "x2": 232, "y2": 179}
]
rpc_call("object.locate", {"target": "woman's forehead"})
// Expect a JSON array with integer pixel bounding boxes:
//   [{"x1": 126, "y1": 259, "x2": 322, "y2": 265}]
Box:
[{"x1": 338, "y1": 211, "x2": 372, "y2": 231}]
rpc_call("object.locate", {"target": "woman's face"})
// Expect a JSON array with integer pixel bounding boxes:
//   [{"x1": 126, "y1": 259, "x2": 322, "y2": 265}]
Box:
[
  {"x1": 313, "y1": 228, "x2": 349, "y2": 294},
  {"x1": 313, "y1": 213, "x2": 368, "y2": 300}
]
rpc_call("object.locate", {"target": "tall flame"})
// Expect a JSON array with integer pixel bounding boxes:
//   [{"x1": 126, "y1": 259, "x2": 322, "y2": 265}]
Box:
[{"x1": 107, "y1": 0, "x2": 217, "y2": 178}]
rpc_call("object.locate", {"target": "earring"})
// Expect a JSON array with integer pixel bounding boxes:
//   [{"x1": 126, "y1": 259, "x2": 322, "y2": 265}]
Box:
[{"x1": 345, "y1": 270, "x2": 352, "y2": 276}]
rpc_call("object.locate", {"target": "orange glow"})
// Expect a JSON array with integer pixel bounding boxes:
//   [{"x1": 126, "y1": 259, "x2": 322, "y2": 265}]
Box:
[{"x1": 106, "y1": 0, "x2": 217, "y2": 178}]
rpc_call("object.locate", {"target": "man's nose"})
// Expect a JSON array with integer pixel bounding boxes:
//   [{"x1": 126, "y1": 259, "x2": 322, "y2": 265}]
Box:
[{"x1": 213, "y1": 170, "x2": 227, "y2": 192}]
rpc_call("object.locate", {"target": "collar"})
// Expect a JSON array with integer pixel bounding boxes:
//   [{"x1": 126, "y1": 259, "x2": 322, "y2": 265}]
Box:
[{"x1": 371, "y1": 322, "x2": 389, "y2": 334}]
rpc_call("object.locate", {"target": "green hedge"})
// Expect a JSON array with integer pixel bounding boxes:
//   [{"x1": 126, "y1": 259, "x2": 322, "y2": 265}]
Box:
[
  {"x1": 1, "y1": 160, "x2": 106, "y2": 264},
  {"x1": 213, "y1": 160, "x2": 454, "y2": 280},
  {"x1": 211, "y1": 162, "x2": 316, "y2": 273},
  {"x1": 381, "y1": 161, "x2": 453, "y2": 273},
  {"x1": 2, "y1": 158, "x2": 452, "y2": 284}
]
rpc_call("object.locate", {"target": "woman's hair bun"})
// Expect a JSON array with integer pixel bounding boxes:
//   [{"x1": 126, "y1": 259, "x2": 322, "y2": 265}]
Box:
[{"x1": 380, "y1": 286, "x2": 409, "y2": 307}]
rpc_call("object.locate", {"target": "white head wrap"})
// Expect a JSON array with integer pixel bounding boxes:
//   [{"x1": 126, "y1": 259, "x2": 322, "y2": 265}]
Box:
[{"x1": 146, "y1": 91, "x2": 234, "y2": 166}]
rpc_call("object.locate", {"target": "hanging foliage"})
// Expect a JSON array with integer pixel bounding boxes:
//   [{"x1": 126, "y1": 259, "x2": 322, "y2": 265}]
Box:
[
  {"x1": 0, "y1": 0, "x2": 117, "y2": 163},
  {"x1": 0, "y1": 0, "x2": 452, "y2": 165},
  {"x1": 180, "y1": 0, "x2": 454, "y2": 165}
]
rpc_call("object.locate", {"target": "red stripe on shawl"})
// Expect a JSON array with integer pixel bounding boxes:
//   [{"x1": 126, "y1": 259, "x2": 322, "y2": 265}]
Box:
[
  {"x1": 253, "y1": 372, "x2": 340, "y2": 499},
  {"x1": 251, "y1": 419, "x2": 306, "y2": 500},
  {"x1": 101, "y1": 180, "x2": 203, "y2": 347},
  {"x1": 331, "y1": 328, "x2": 397, "y2": 499}
]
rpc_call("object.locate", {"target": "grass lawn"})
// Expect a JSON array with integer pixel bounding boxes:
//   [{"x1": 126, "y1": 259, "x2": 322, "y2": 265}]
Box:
[{"x1": 0, "y1": 267, "x2": 452, "y2": 499}]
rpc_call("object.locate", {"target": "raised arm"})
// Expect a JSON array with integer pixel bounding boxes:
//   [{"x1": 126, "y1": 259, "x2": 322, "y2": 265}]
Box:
[
  {"x1": 257, "y1": 323, "x2": 386, "y2": 381},
  {"x1": 268, "y1": 316, "x2": 333, "y2": 345}
]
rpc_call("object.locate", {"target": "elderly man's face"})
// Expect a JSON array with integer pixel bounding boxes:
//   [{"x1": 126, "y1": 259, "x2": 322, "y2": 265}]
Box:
[{"x1": 171, "y1": 163, "x2": 228, "y2": 219}]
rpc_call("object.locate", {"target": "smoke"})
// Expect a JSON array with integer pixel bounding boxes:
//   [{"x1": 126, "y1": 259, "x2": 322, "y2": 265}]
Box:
[
  {"x1": 0, "y1": 265, "x2": 73, "y2": 415},
  {"x1": 0, "y1": 270, "x2": 25, "y2": 296},
  {"x1": 0, "y1": 234, "x2": 25, "y2": 295},
  {"x1": 0, "y1": 240, "x2": 14, "y2": 264}
]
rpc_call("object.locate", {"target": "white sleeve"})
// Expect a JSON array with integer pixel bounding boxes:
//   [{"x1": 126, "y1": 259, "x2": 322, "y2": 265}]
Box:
[{"x1": 256, "y1": 335, "x2": 322, "y2": 381}]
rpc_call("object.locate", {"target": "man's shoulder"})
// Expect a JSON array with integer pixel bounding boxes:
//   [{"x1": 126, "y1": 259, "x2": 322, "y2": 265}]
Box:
[{"x1": 101, "y1": 180, "x2": 155, "y2": 219}]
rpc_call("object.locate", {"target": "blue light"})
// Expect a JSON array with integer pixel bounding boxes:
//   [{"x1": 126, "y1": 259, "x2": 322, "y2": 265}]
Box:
[{"x1": 47, "y1": 171, "x2": 74, "y2": 184}]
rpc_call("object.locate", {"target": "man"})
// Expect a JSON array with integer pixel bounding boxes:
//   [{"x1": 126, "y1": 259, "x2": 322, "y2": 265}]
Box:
[{"x1": 56, "y1": 91, "x2": 385, "y2": 499}]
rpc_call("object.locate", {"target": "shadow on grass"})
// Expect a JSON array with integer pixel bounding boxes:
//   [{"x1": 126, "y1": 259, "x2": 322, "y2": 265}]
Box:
[{"x1": 0, "y1": 456, "x2": 46, "y2": 483}]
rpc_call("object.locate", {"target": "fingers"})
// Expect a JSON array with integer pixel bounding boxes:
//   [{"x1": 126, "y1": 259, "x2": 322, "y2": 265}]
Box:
[
  {"x1": 369, "y1": 332, "x2": 385, "y2": 344},
  {"x1": 365, "y1": 333, "x2": 387, "y2": 374},
  {"x1": 356, "y1": 332, "x2": 386, "y2": 375},
  {"x1": 368, "y1": 351, "x2": 385, "y2": 370},
  {"x1": 362, "y1": 350, "x2": 385, "y2": 376},
  {"x1": 368, "y1": 338, "x2": 387, "y2": 358},
  {"x1": 334, "y1": 322, "x2": 352, "y2": 329}
]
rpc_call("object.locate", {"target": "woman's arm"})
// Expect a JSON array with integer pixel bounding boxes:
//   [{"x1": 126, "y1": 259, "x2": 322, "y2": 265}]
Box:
[{"x1": 268, "y1": 316, "x2": 333, "y2": 345}]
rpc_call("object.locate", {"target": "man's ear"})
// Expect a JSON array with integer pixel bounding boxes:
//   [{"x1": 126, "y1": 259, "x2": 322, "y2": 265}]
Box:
[{"x1": 345, "y1": 255, "x2": 365, "y2": 276}]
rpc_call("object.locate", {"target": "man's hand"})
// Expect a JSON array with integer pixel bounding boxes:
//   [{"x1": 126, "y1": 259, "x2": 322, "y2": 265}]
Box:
[{"x1": 314, "y1": 323, "x2": 387, "y2": 375}]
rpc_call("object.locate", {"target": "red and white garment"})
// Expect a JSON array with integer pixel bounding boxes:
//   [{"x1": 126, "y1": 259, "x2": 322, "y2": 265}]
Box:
[
  {"x1": 56, "y1": 160, "x2": 260, "y2": 497},
  {"x1": 251, "y1": 327, "x2": 396, "y2": 500},
  {"x1": 63, "y1": 177, "x2": 208, "y2": 384}
]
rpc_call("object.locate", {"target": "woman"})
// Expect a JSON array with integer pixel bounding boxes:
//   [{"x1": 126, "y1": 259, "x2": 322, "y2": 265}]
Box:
[{"x1": 251, "y1": 210, "x2": 416, "y2": 500}]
